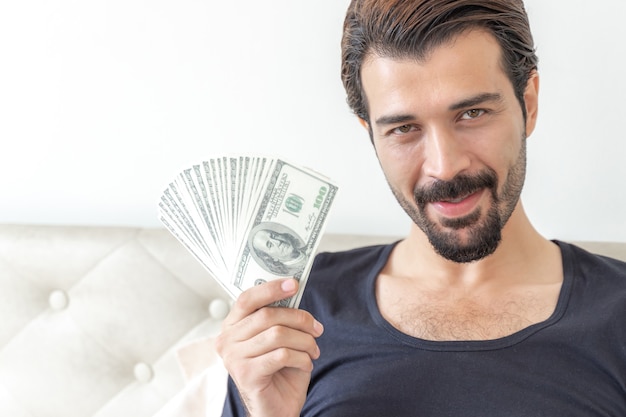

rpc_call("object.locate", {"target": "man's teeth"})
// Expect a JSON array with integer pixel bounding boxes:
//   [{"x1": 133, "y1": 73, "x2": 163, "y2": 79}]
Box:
[{"x1": 445, "y1": 195, "x2": 469, "y2": 203}]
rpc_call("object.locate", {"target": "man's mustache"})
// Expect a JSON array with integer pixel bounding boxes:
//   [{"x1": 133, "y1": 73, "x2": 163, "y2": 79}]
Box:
[{"x1": 414, "y1": 171, "x2": 497, "y2": 205}]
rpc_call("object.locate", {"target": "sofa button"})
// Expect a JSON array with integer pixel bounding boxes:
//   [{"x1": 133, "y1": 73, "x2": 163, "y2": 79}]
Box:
[
  {"x1": 134, "y1": 362, "x2": 154, "y2": 383},
  {"x1": 208, "y1": 299, "x2": 230, "y2": 320},
  {"x1": 49, "y1": 290, "x2": 69, "y2": 310}
]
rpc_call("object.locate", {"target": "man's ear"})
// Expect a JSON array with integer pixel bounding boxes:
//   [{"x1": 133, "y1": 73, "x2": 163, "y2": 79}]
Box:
[
  {"x1": 524, "y1": 70, "x2": 540, "y2": 137},
  {"x1": 358, "y1": 117, "x2": 376, "y2": 145},
  {"x1": 358, "y1": 117, "x2": 369, "y2": 131}
]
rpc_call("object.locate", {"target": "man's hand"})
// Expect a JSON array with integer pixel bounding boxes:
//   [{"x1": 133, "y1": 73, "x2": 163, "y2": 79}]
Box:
[{"x1": 215, "y1": 278, "x2": 324, "y2": 417}]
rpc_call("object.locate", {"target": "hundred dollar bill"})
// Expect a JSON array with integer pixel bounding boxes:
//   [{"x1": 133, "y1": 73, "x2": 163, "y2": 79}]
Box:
[
  {"x1": 234, "y1": 159, "x2": 338, "y2": 308},
  {"x1": 158, "y1": 155, "x2": 338, "y2": 309}
]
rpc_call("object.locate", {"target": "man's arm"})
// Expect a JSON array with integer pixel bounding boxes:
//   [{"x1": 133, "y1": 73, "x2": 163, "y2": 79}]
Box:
[{"x1": 215, "y1": 278, "x2": 324, "y2": 417}]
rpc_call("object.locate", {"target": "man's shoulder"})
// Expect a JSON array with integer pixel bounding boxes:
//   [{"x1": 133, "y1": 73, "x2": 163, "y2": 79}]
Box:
[
  {"x1": 559, "y1": 240, "x2": 626, "y2": 303},
  {"x1": 561, "y1": 240, "x2": 626, "y2": 276},
  {"x1": 299, "y1": 242, "x2": 397, "y2": 311},
  {"x1": 312, "y1": 242, "x2": 396, "y2": 273}
]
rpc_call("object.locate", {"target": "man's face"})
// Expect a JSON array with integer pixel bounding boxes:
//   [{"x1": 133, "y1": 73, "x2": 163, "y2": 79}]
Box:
[
  {"x1": 360, "y1": 29, "x2": 539, "y2": 262},
  {"x1": 252, "y1": 230, "x2": 295, "y2": 262}
]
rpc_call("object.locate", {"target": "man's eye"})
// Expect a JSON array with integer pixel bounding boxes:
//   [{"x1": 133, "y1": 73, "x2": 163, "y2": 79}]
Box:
[
  {"x1": 392, "y1": 124, "x2": 413, "y2": 134},
  {"x1": 462, "y1": 109, "x2": 485, "y2": 119}
]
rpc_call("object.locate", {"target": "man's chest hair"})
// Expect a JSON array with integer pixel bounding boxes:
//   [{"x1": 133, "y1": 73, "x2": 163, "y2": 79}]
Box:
[{"x1": 379, "y1": 286, "x2": 559, "y2": 341}]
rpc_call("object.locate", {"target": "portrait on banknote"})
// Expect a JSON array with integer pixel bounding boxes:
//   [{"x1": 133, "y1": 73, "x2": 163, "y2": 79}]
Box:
[{"x1": 247, "y1": 222, "x2": 312, "y2": 276}]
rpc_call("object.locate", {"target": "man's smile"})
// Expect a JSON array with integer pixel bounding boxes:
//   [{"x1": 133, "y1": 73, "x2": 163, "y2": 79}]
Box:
[{"x1": 430, "y1": 189, "x2": 486, "y2": 219}]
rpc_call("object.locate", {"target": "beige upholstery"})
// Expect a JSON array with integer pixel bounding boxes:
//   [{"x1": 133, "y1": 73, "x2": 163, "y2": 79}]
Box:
[{"x1": 0, "y1": 224, "x2": 624, "y2": 417}]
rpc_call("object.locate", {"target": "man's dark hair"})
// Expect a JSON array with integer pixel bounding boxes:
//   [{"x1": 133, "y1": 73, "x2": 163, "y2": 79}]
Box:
[{"x1": 341, "y1": 0, "x2": 538, "y2": 125}]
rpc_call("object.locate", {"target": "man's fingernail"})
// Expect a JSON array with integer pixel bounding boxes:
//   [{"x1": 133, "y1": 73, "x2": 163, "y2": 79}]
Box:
[
  {"x1": 313, "y1": 320, "x2": 324, "y2": 335},
  {"x1": 281, "y1": 278, "x2": 297, "y2": 293}
]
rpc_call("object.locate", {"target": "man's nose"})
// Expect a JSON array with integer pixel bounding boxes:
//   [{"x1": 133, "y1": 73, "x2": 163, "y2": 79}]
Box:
[{"x1": 421, "y1": 126, "x2": 471, "y2": 181}]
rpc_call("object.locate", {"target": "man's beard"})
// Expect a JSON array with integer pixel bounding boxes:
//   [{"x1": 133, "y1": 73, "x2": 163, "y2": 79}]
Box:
[{"x1": 390, "y1": 139, "x2": 527, "y2": 263}]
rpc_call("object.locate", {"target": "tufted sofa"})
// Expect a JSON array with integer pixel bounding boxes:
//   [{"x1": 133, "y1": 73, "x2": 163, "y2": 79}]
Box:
[
  {"x1": 0, "y1": 224, "x2": 403, "y2": 417},
  {"x1": 1, "y1": 224, "x2": 625, "y2": 417}
]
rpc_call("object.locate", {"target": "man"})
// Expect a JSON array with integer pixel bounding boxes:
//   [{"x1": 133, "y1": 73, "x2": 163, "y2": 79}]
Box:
[{"x1": 216, "y1": 1, "x2": 626, "y2": 416}]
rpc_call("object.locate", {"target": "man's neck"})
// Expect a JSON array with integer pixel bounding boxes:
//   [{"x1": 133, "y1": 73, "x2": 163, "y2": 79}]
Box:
[{"x1": 388, "y1": 203, "x2": 560, "y2": 290}]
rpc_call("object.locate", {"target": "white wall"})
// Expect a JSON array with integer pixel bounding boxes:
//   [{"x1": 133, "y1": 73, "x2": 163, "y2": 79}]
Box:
[{"x1": 1, "y1": 0, "x2": 625, "y2": 241}]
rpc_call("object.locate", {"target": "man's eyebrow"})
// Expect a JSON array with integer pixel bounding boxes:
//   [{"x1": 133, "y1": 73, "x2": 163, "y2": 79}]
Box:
[
  {"x1": 449, "y1": 92, "x2": 503, "y2": 111},
  {"x1": 374, "y1": 114, "x2": 417, "y2": 127}
]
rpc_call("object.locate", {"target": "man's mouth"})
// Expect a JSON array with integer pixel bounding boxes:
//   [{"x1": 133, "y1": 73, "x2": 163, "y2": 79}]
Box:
[{"x1": 431, "y1": 189, "x2": 485, "y2": 218}]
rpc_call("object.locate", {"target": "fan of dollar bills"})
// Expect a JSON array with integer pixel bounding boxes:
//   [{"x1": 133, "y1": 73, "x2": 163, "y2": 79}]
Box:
[{"x1": 158, "y1": 155, "x2": 338, "y2": 308}]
